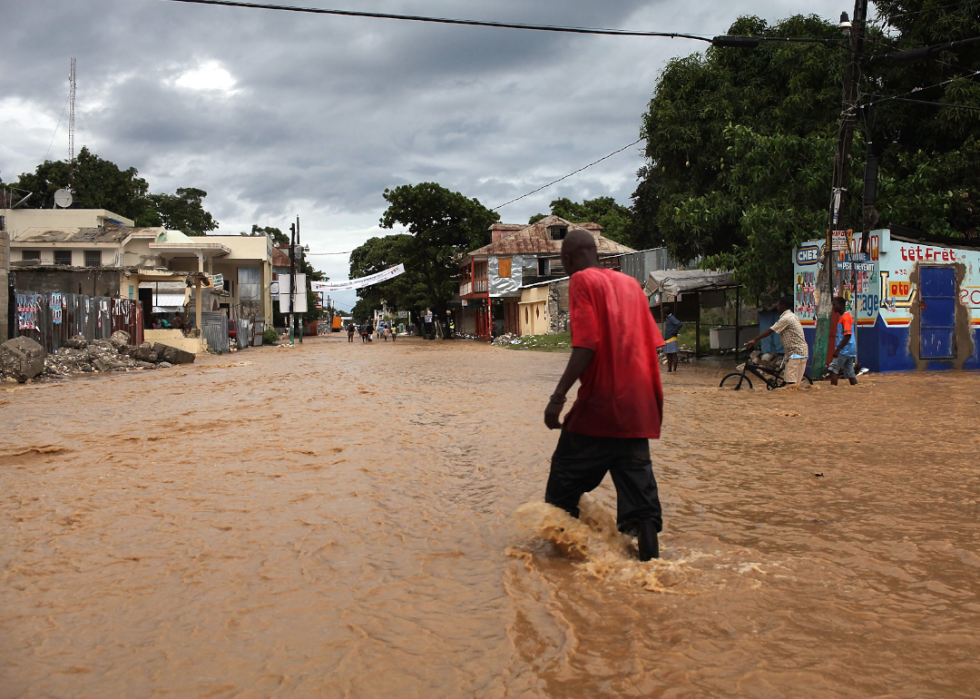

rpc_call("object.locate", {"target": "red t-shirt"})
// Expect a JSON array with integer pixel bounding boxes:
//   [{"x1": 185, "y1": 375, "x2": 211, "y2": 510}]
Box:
[{"x1": 563, "y1": 267, "x2": 666, "y2": 439}]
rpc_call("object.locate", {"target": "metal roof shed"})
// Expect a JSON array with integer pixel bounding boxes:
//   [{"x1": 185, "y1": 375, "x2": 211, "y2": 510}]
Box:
[{"x1": 644, "y1": 269, "x2": 742, "y2": 358}]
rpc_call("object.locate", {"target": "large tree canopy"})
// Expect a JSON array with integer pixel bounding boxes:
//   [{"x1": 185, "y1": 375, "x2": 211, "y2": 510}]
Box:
[
  {"x1": 530, "y1": 196, "x2": 632, "y2": 244},
  {"x1": 9, "y1": 148, "x2": 219, "y2": 236},
  {"x1": 358, "y1": 182, "x2": 498, "y2": 328},
  {"x1": 632, "y1": 3, "x2": 980, "y2": 301}
]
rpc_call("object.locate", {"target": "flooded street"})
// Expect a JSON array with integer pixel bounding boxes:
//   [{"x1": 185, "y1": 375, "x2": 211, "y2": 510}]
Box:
[{"x1": 2, "y1": 334, "x2": 979, "y2": 698}]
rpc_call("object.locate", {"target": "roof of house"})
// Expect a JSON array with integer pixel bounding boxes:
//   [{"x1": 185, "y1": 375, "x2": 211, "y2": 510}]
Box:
[
  {"x1": 466, "y1": 216, "x2": 633, "y2": 258},
  {"x1": 13, "y1": 226, "x2": 166, "y2": 244},
  {"x1": 272, "y1": 246, "x2": 291, "y2": 267}
]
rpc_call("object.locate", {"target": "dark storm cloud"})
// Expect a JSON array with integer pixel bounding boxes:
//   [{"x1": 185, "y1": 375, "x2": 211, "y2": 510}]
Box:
[{"x1": 3, "y1": 0, "x2": 843, "y2": 264}]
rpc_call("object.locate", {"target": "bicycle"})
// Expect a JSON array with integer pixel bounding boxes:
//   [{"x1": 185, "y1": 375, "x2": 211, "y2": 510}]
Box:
[{"x1": 719, "y1": 356, "x2": 813, "y2": 391}]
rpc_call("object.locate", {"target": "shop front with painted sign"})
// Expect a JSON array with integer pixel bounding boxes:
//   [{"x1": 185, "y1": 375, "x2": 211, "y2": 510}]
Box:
[{"x1": 793, "y1": 228, "x2": 980, "y2": 372}]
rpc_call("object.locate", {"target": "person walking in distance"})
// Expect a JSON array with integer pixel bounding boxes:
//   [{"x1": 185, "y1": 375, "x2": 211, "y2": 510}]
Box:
[
  {"x1": 543, "y1": 229, "x2": 667, "y2": 561},
  {"x1": 828, "y1": 296, "x2": 858, "y2": 386},
  {"x1": 663, "y1": 312, "x2": 683, "y2": 373},
  {"x1": 746, "y1": 296, "x2": 809, "y2": 385},
  {"x1": 347, "y1": 322, "x2": 356, "y2": 343}
]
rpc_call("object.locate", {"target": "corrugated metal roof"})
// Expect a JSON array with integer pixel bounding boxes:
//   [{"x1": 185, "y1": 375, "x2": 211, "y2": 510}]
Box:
[{"x1": 466, "y1": 216, "x2": 633, "y2": 258}]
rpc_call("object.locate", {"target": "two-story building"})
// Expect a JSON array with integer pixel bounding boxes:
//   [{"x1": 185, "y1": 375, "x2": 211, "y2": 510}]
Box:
[{"x1": 457, "y1": 215, "x2": 635, "y2": 339}]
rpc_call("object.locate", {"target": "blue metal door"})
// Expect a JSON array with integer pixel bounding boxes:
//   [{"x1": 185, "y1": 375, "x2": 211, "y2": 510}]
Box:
[{"x1": 919, "y1": 266, "x2": 957, "y2": 359}]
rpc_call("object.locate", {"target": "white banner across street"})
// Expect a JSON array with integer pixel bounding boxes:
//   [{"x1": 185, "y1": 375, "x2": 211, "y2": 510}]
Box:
[{"x1": 311, "y1": 264, "x2": 406, "y2": 292}]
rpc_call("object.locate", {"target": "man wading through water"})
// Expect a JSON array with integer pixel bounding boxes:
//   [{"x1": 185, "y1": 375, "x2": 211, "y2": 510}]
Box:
[{"x1": 543, "y1": 229, "x2": 666, "y2": 561}]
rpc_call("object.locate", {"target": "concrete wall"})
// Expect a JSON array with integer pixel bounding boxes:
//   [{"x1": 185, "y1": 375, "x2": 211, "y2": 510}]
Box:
[
  {"x1": 10, "y1": 267, "x2": 122, "y2": 297},
  {"x1": 1, "y1": 209, "x2": 133, "y2": 237},
  {"x1": 12, "y1": 247, "x2": 110, "y2": 267}
]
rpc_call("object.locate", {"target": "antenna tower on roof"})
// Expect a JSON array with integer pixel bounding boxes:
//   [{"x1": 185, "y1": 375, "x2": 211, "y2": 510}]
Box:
[{"x1": 68, "y1": 57, "x2": 76, "y2": 192}]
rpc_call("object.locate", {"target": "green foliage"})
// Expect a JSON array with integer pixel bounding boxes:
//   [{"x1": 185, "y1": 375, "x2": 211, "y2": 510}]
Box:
[
  {"x1": 631, "y1": 4, "x2": 980, "y2": 302},
  {"x1": 529, "y1": 197, "x2": 632, "y2": 244},
  {"x1": 12, "y1": 147, "x2": 152, "y2": 217},
  {"x1": 503, "y1": 332, "x2": 572, "y2": 352},
  {"x1": 263, "y1": 327, "x2": 280, "y2": 345},
  {"x1": 244, "y1": 225, "x2": 289, "y2": 246},
  {"x1": 10, "y1": 147, "x2": 218, "y2": 235},
  {"x1": 148, "y1": 188, "x2": 218, "y2": 236},
  {"x1": 357, "y1": 183, "x2": 498, "y2": 325}
]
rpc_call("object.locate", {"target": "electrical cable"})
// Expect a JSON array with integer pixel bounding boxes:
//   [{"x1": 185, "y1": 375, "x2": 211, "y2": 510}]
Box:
[
  {"x1": 490, "y1": 139, "x2": 643, "y2": 211},
  {"x1": 42, "y1": 95, "x2": 71, "y2": 162},
  {"x1": 156, "y1": 0, "x2": 715, "y2": 41},
  {"x1": 861, "y1": 69, "x2": 980, "y2": 109},
  {"x1": 890, "y1": 97, "x2": 980, "y2": 111}
]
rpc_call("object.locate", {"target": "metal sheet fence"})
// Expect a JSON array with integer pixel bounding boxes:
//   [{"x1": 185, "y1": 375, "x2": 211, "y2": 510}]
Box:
[
  {"x1": 620, "y1": 249, "x2": 699, "y2": 286},
  {"x1": 12, "y1": 289, "x2": 143, "y2": 353},
  {"x1": 201, "y1": 311, "x2": 230, "y2": 354}
]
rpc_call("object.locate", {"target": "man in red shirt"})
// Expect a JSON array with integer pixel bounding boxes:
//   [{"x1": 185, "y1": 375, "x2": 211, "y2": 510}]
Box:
[{"x1": 543, "y1": 229, "x2": 666, "y2": 560}]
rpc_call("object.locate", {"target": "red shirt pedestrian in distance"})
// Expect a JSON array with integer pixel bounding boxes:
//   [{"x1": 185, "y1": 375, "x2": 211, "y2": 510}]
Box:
[{"x1": 542, "y1": 229, "x2": 666, "y2": 561}]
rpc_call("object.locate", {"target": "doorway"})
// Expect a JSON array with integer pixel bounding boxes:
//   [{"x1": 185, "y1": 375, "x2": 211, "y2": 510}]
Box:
[{"x1": 919, "y1": 266, "x2": 956, "y2": 360}]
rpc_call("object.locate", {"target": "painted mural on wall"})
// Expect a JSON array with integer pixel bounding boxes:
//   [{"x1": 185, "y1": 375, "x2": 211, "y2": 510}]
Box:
[
  {"x1": 794, "y1": 228, "x2": 980, "y2": 371},
  {"x1": 794, "y1": 231, "x2": 880, "y2": 328}
]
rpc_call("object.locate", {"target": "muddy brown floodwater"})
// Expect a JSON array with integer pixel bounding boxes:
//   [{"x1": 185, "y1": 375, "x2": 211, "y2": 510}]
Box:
[{"x1": 2, "y1": 334, "x2": 979, "y2": 698}]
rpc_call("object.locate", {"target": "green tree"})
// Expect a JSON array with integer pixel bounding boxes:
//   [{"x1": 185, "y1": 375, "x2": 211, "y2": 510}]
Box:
[
  {"x1": 10, "y1": 148, "x2": 222, "y2": 235},
  {"x1": 243, "y1": 225, "x2": 289, "y2": 246},
  {"x1": 530, "y1": 196, "x2": 633, "y2": 244},
  {"x1": 631, "y1": 4, "x2": 980, "y2": 302},
  {"x1": 12, "y1": 147, "x2": 153, "y2": 218},
  {"x1": 375, "y1": 182, "x2": 499, "y2": 334},
  {"x1": 149, "y1": 188, "x2": 218, "y2": 236}
]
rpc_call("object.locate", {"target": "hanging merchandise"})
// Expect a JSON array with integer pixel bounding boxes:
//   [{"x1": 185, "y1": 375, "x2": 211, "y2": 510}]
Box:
[
  {"x1": 51, "y1": 293, "x2": 63, "y2": 325},
  {"x1": 17, "y1": 293, "x2": 41, "y2": 331}
]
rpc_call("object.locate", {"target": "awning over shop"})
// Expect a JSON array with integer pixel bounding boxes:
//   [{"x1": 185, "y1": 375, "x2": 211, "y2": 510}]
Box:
[
  {"x1": 643, "y1": 269, "x2": 738, "y2": 296},
  {"x1": 644, "y1": 269, "x2": 735, "y2": 298}
]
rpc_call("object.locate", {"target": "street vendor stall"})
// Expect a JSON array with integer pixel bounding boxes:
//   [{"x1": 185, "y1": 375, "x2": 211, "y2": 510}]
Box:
[{"x1": 644, "y1": 269, "x2": 744, "y2": 358}]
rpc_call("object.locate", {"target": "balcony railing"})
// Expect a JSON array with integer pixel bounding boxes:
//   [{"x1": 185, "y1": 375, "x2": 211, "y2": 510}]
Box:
[{"x1": 459, "y1": 278, "x2": 488, "y2": 297}]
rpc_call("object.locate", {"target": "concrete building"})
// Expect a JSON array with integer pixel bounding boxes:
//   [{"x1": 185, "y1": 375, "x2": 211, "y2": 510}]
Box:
[
  {"x1": 794, "y1": 227, "x2": 980, "y2": 372},
  {"x1": 7, "y1": 209, "x2": 274, "y2": 352}
]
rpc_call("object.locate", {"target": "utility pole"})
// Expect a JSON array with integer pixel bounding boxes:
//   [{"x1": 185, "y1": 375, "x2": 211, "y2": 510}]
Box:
[
  {"x1": 296, "y1": 216, "x2": 303, "y2": 344},
  {"x1": 289, "y1": 222, "x2": 296, "y2": 345},
  {"x1": 812, "y1": 0, "x2": 867, "y2": 378}
]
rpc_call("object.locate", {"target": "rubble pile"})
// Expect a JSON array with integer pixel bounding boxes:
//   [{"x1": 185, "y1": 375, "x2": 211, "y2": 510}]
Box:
[
  {"x1": 491, "y1": 333, "x2": 519, "y2": 346},
  {"x1": 39, "y1": 332, "x2": 192, "y2": 380}
]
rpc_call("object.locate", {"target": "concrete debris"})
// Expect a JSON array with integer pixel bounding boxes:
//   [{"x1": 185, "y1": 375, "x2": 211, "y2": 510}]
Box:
[
  {"x1": 0, "y1": 336, "x2": 47, "y2": 383},
  {"x1": 110, "y1": 330, "x2": 131, "y2": 349},
  {"x1": 63, "y1": 334, "x2": 89, "y2": 350},
  {"x1": 491, "y1": 333, "x2": 519, "y2": 346},
  {"x1": 37, "y1": 337, "x2": 192, "y2": 380}
]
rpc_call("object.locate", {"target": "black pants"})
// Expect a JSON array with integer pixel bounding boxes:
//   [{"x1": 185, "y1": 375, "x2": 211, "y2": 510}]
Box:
[{"x1": 545, "y1": 428, "x2": 663, "y2": 534}]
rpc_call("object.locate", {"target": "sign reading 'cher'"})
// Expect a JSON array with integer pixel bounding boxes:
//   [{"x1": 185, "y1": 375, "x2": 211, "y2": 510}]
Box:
[{"x1": 311, "y1": 264, "x2": 406, "y2": 292}]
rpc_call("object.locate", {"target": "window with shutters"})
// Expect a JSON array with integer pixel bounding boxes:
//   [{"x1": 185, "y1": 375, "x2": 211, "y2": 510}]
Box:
[
  {"x1": 54, "y1": 250, "x2": 72, "y2": 266},
  {"x1": 497, "y1": 257, "x2": 512, "y2": 278},
  {"x1": 22, "y1": 250, "x2": 41, "y2": 262},
  {"x1": 85, "y1": 250, "x2": 102, "y2": 267}
]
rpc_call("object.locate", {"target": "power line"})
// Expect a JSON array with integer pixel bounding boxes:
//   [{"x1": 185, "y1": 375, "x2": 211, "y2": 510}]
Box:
[
  {"x1": 892, "y1": 97, "x2": 980, "y2": 111},
  {"x1": 861, "y1": 69, "x2": 980, "y2": 109},
  {"x1": 491, "y1": 139, "x2": 643, "y2": 211},
  {"x1": 157, "y1": 0, "x2": 714, "y2": 41},
  {"x1": 42, "y1": 95, "x2": 71, "y2": 162}
]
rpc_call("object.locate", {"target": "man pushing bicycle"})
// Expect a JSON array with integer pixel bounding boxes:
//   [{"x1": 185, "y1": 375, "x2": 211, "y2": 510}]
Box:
[{"x1": 746, "y1": 296, "x2": 809, "y2": 386}]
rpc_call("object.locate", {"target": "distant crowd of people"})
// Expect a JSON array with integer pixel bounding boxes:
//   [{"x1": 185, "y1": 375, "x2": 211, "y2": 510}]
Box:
[{"x1": 346, "y1": 320, "x2": 397, "y2": 343}]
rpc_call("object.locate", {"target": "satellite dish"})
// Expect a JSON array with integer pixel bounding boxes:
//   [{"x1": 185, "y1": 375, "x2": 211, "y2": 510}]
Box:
[{"x1": 54, "y1": 189, "x2": 73, "y2": 208}]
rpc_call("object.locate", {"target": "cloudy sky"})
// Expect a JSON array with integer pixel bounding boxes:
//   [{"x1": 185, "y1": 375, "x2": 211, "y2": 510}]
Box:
[{"x1": 2, "y1": 0, "x2": 844, "y2": 311}]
